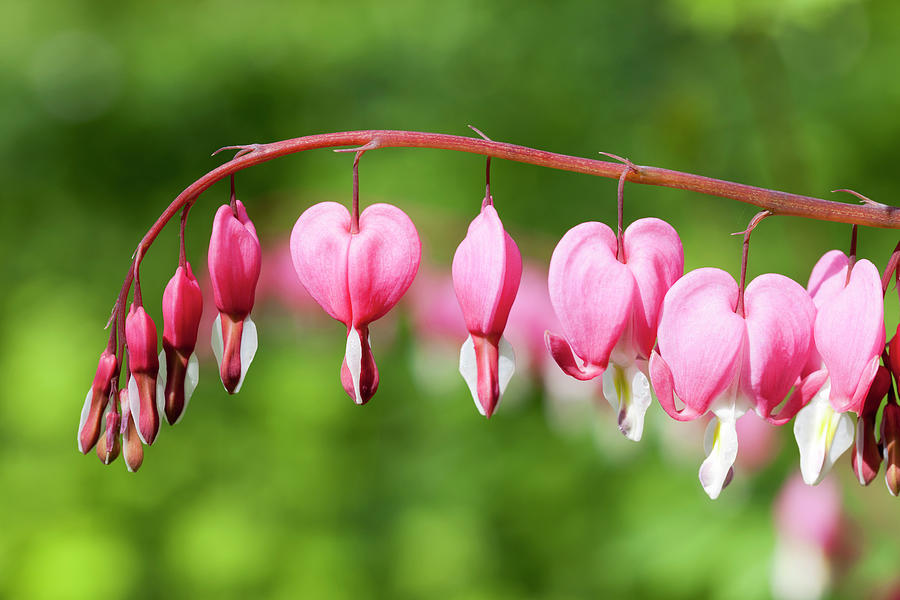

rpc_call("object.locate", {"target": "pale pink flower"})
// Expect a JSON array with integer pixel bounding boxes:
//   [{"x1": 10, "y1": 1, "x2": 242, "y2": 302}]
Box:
[
  {"x1": 650, "y1": 269, "x2": 815, "y2": 498},
  {"x1": 546, "y1": 218, "x2": 683, "y2": 441},
  {"x1": 793, "y1": 251, "x2": 884, "y2": 485}
]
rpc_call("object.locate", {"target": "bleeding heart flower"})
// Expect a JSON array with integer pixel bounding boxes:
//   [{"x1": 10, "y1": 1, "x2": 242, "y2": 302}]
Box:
[
  {"x1": 157, "y1": 263, "x2": 203, "y2": 425},
  {"x1": 78, "y1": 347, "x2": 118, "y2": 454},
  {"x1": 208, "y1": 200, "x2": 261, "y2": 394},
  {"x1": 290, "y1": 202, "x2": 421, "y2": 404},
  {"x1": 125, "y1": 303, "x2": 160, "y2": 445},
  {"x1": 452, "y1": 202, "x2": 521, "y2": 418},
  {"x1": 793, "y1": 251, "x2": 884, "y2": 485},
  {"x1": 650, "y1": 268, "x2": 814, "y2": 498},
  {"x1": 546, "y1": 218, "x2": 683, "y2": 441}
]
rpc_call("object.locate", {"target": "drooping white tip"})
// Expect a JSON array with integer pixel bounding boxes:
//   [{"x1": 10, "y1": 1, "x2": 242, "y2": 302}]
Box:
[
  {"x1": 793, "y1": 379, "x2": 854, "y2": 485},
  {"x1": 210, "y1": 314, "x2": 258, "y2": 394},
  {"x1": 699, "y1": 413, "x2": 739, "y2": 500},
  {"x1": 458, "y1": 335, "x2": 516, "y2": 416},
  {"x1": 601, "y1": 361, "x2": 652, "y2": 442},
  {"x1": 78, "y1": 388, "x2": 93, "y2": 453}
]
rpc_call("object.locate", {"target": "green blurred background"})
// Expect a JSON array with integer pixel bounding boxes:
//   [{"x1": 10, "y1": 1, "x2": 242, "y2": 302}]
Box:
[{"x1": 2, "y1": 0, "x2": 900, "y2": 598}]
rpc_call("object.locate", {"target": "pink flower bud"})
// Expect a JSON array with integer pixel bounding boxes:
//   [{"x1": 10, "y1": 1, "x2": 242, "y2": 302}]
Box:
[
  {"x1": 208, "y1": 200, "x2": 261, "y2": 394},
  {"x1": 852, "y1": 366, "x2": 889, "y2": 486},
  {"x1": 78, "y1": 348, "x2": 118, "y2": 454},
  {"x1": 452, "y1": 203, "x2": 522, "y2": 418},
  {"x1": 159, "y1": 263, "x2": 203, "y2": 424},
  {"x1": 290, "y1": 202, "x2": 421, "y2": 404},
  {"x1": 125, "y1": 303, "x2": 160, "y2": 445},
  {"x1": 881, "y1": 402, "x2": 900, "y2": 496},
  {"x1": 120, "y1": 388, "x2": 143, "y2": 473}
]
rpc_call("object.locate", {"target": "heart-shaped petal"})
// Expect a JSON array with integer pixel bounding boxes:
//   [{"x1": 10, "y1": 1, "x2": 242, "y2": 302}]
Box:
[
  {"x1": 654, "y1": 268, "x2": 746, "y2": 419},
  {"x1": 548, "y1": 222, "x2": 636, "y2": 374},
  {"x1": 452, "y1": 204, "x2": 522, "y2": 337},
  {"x1": 743, "y1": 273, "x2": 815, "y2": 419},
  {"x1": 622, "y1": 218, "x2": 684, "y2": 359},
  {"x1": 347, "y1": 203, "x2": 421, "y2": 327},
  {"x1": 815, "y1": 258, "x2": 884, "y2": 414},
  {"x1": 290, "y1": 202, "x2": 353, "y2": 324}
]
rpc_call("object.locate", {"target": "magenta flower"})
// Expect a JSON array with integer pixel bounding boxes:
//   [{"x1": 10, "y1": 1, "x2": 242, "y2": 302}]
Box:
[
  {"x1": 452, "y1": 202, "x2": 522, "y2": 418},
  {"x1": 78, "y1": 347, "x2": 118, "y2": 454},
  {"x1": 290, "y1": 202, "x2": 421, "y2": 404},
  {"x1": 882, "y1": 401, "x2": 900, "y2": 495},
  {"x1": 650, "y1": 269, "x2": 815, "y2": 498},
  {"x1": 208, "y1": 200, "x2": 261, "y2": 394},
  {"x1": 545, "y1": 218, "x2": 683, "y2": 441},
  {"x1": 157, "y1": 263, "x2": 203, "y2": 425},
  {"x1": 125, "y1": 302, "x2": 161, "y2": 445},
  {"x1": 792, "y1": 251, "x2": 884, "y2": 485}
]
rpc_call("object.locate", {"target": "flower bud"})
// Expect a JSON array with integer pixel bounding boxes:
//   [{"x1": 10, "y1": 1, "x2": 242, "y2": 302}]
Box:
[
  {"x1": 160, "y1": 263, "x2": 203, "y2": 424},
  {"x1": 208, "y1": 201, "x2": 261, "y2": 394},
  {"x1": 881, "y1": 402, "x2": 900, "y2": 496},
  {"x1": 95, "y1": 400, "x2": 120, "y2": 465},
  {"x1": 125, "y1": 303, "x2": 160, "y2": 445},
  {"x1": 120, "y1": 388, "x2": 143, "y2": 473},
  {"x1": 452, "y1": 202, "x2": 521, "y2": 418},
  {"x1": 78, "y1": 348, "x2": 118, "y2": 454},
  {"x1": 852, "y1": 366, "x2": 889, "y2": 486}
]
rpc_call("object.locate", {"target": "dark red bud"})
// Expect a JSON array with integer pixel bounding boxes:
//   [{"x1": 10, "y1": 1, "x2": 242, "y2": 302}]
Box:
[
  {"x1": 881, "y1": 402, "x2": 900, "y2": 496},
  {"x1": 95, "y1": 403, "x2": 121, "y2": 465},
  {"x1": 78, "y1": 349, "x2": 118, "y2": 454}
]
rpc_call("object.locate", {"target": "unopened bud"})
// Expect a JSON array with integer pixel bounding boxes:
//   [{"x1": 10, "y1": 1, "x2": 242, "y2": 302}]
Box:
[
  {"x1": 78, "y1": 349, "x2": 118, "y2": 454},
  {"x1": 120, "y1": 389, "x2": 143, "y2": 473},
  {"x1": 161, "y1": 263, "x2": 203, "y2": 424},
  {"x1": 95, "y1": 401, "x2": 121, "y2": 465},
  {"x1": 852, "y1": 366, "x2": 889, "y2": 485},
  {"x1": 125, "y1": 303, "x2": 160, "y2": 445},
  {"x1": 881, "y1": 402, "x2": 900, "y2": 496}
]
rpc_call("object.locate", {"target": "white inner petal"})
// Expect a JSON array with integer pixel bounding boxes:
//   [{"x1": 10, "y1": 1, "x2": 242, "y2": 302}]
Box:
[
  {"x1": 699, "y1": 413, "x2": 739, "y2": 500},
  {"x1": 128, "y1": 375, "x2": 149, "y2": 445},
  {"x1": 233, "y1": 316, "x2": 258, "y2": 394},
  {"x1": 155, "y1": 349, "x2": 167, "y2": 418},
  {"x1": 177, "y1": 351, "x2": 200, "y2": 424},
  {"x1": 602, "y1": 360, "x2": 652, "y2": 442},
  {"x1": 793, "y1": 378, "x2": 854, "y2": 485},
  {"x1": 345, "y1": 327, "x2": 364, "y2": 405},
  {"x1": 78, "y1": 388, "x2": 94, "y2": 453},
  {"x1": 211, "y1": 313, "x2": 224, "y2": 373},
  {"x1": 459, "y1": 335, "x2": 483, "y2": 415},
  {"x1": 498, "y1": 336, "x2": 516, "y2": 397}
]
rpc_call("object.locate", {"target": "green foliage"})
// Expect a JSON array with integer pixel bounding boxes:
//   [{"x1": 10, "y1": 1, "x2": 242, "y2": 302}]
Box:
[{"x1": 2, "y1": 0, "x2": 899, "y2": 597}]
